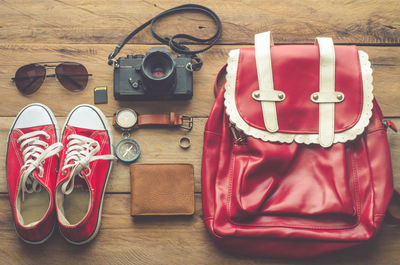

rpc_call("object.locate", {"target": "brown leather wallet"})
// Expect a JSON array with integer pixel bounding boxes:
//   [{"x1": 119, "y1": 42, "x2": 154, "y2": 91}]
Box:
[{"x1": 130, "y1": 163, "x2": 194, "y2": 216}]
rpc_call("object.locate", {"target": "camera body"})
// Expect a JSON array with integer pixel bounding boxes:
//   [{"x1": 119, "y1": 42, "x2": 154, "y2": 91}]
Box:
[{"x1": 113, "y1": 47, "x2": 193, "y2": 100}]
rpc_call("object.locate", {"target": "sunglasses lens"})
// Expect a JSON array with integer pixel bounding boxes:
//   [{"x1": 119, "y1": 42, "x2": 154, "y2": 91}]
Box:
[
  {"x1": 55, "y1": 63, "x2": 89, "y2": 91},
  {"x1": 14, "y1": 64, "x2": 46, "y2": 94}
]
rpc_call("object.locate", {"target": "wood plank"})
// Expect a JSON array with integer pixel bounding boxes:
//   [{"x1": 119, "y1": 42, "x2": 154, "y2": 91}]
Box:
[
  {"x1": 0, "y1": 117, "x2": 399, "y2": 194},
  {"x1": 0, "y1": 0, "x2": 399, "y2": 45},
  {"x1": 0, "y1": 194, "x2": 399, "y2": 264},
  {"x1": 0, "y1": 44, "x2": 399, "y2": 117}
]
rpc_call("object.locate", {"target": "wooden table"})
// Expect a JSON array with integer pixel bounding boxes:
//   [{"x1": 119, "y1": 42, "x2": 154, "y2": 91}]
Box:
[{"x1": 0, "y1": 0, "x2": 399, "y2": 264}]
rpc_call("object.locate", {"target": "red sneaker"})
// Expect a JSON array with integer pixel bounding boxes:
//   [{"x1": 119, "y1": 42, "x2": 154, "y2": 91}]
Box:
[
  {"x1": 55, "y1": 104, "x2": 114, "y2": 245},
  {"x1": 6, "y1": 103, "x2": 63, "y2": 244}
]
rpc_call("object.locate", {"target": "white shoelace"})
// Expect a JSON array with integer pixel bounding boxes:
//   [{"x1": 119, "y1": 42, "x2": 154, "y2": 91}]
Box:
[
  {"x1": 61, "y1": 134, "x2": 114, "y2": 195},
  {"x1": 17, "y1": 131, "x2": 63, "y2": 201}
]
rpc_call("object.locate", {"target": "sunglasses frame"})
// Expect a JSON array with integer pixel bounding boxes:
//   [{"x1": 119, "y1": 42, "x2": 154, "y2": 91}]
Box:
[{"x1": 11, "y1": 61, "x2": 92, "y2": 95}]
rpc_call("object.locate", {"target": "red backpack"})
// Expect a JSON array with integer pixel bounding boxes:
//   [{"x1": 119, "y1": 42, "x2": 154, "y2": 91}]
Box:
[{"x1": 201, "y1": 32, "x2": 394, "y2": 258}]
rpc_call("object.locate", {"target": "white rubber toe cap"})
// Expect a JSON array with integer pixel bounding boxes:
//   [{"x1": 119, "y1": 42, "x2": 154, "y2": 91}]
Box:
[
  {"x1": 14, "y1": 104, "x2": 54, "y2": 129},
  {"x1": 67, "y1": 105, "x2": 106, "y2": 130}
]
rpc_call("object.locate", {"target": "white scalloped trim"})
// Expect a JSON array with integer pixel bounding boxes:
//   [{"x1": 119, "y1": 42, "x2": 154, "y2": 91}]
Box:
[{"x1": 224, "y1": 49, "x2": 374, "y2": 146}]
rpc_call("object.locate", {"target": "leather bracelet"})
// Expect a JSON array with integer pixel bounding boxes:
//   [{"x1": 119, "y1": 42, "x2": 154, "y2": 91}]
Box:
[
  {"x1": 138, "y1": 112, "x2": 193, "y2": 130},
  {"x1": 138, "y1": 112, "x2": 183, "y2": 127},
  {"x1": 113, "y1": 109, "x2": 193, "y2": 131}
]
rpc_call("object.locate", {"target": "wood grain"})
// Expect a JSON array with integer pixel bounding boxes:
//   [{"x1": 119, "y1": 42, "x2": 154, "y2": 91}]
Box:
[
  {"x1": 0, "y1": 194, "x2": 399, "y2": 265},
  {"x1": 0, "y1": 0, "x2": 399, "y2": 264},
  {"x1": 0, "y1": 117, "x2": 399, "y2": 194},
  {"x1": 0, "y1": 0, "x2": 399, "y2": 45},
  {"x1": 0, "y1": 44, "x2": 399, "y2": 117}
]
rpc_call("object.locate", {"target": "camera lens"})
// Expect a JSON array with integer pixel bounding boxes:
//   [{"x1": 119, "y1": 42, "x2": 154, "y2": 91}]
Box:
[
  {"x1": 141, "y1": 50, "x2": 176, "y2": 94},
  {"x1": 152, "y1": 67, "x2": 165, "y2": 78}
]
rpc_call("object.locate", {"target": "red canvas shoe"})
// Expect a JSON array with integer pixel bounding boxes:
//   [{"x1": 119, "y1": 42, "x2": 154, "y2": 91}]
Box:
[
  {"x1": 56, "y1": 104, "x2": 114, "y2": 245},
  {"x1": 6, "y1": 103, "x2": 63, "y2": 244}
]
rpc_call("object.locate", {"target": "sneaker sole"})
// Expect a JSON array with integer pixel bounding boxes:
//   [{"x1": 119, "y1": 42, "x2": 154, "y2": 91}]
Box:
[
  {"x1": 14, "y1": 222, "x2": 55, "y2": 245},
  {"x1": 59, "y1": 104, "x2": 114, "y2": 245},
  {"x1": 6, "y1": 103, "x2": 59, "y2": 244}
]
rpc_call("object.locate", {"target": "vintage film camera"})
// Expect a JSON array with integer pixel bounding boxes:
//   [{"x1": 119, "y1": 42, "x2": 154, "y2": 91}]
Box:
[{"x1": 113, "y1": 47, "x2": 193, "y2": 100}]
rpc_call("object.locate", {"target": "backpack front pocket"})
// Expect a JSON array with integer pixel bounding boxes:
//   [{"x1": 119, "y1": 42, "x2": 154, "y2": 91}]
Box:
[{"x1": 228, "y1": 137, "x2": 359, "y2": 230}]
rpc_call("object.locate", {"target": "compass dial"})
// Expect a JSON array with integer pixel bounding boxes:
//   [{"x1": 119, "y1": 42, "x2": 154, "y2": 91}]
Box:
[{"x1": 115, "y1": 138, "x2": 141, "y2": 163}]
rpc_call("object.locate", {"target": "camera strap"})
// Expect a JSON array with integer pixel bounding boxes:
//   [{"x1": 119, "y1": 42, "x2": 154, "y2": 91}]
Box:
[{"x1": 107, "y1": 4, "x2": 222, "y2": 71}]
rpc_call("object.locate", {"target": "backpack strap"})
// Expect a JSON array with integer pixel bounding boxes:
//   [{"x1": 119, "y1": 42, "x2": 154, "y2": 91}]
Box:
[
  {"x1": 313, "y1": 37, "x2": 344, "y2": 148},
  {"x1": 253, "y1": 32, "x2": 285, "y2": 133},
  {"x1": 214, "y1": 64, "x2": 227, "y2": 98}
]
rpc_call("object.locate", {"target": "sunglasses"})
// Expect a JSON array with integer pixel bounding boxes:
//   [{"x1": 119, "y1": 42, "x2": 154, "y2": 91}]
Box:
[{"x1": 11, "y1": 62, "x2": 92, "y2": 95}]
